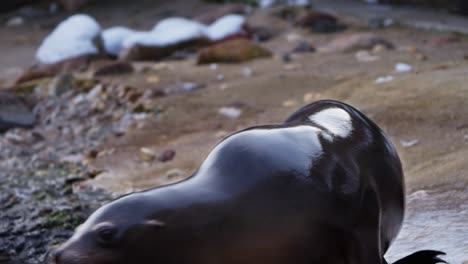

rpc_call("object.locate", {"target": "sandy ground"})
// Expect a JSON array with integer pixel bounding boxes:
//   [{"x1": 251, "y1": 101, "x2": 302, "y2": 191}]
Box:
[{"x1": 0, "y1": 0, "x2": 467, "y2": 263}]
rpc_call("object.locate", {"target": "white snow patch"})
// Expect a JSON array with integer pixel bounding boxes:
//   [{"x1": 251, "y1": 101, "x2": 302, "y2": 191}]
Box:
[
  {"x1": 399, "y1": 139, "x2": 419, "y2": 148},
  {"x1": 102, "y1": 27, "x2": 136, "y2": 56},
  {"x1": 218, "y1": 107, "x2": 242, "y2": 119},
  {"x1": 206, "y1": 14, "x2": 246, "y2": 41},
  {"x1": 375, "y1": 75, "x2": 394, "y2": 84},
  {"x1": 123, "y1": 17, "x2": 207, "y2": 49},
  {"x1": 36, "y1": 14, "x2": 101, "y2": 64},
  {"x1": 309, "y1": 108, "x2": 353, "y2": 138},
  {"x1": 395, "y1": 63, "x2": 413, "y2": 73}
]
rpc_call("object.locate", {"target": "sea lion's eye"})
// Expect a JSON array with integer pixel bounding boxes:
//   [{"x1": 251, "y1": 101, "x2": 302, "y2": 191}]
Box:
[{"x1": 93, "y1": 222, "x2": 117, "y2": 244}]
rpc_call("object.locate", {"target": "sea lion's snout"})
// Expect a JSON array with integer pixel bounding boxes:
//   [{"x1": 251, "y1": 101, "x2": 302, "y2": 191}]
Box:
[
  {"x1": 49, "y1": 246, "x2": 84, "y2": 264},
  {"x1": 49, "y1": 221, "x2": 122, "y2": 264}
]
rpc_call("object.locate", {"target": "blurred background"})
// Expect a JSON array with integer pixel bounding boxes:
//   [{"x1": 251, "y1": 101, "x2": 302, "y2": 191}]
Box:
[{"x1": 0, "y1": 0, "x2": 467, "y2": 263}]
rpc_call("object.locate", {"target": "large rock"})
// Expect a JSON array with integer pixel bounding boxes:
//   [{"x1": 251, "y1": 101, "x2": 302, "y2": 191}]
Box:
[
  {"x1": 0, "y1": 92, "x2": 35, "y2": 133},
  {"x1": 198, "y1": 38, "x2": 272, "y2": 64},
  {"x1": 120, "y1": 38, "x2": 210, "y2": 61}
]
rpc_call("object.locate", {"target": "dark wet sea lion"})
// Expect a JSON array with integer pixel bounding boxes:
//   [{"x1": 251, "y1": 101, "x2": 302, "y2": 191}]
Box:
[{"x1": 51, "y1": 100, "x2": 446, "y2": 264}]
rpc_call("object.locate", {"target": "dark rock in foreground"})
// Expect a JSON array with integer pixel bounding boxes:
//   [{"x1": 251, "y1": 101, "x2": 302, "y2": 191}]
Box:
[{"x1": 0, "y1": 93, "x2": 35, "y2": 133}]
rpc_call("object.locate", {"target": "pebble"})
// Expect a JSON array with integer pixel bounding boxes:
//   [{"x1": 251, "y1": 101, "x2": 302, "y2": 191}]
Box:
[
  {"x1": 242, "y1": 67, "x2": 253, "y2": 77},
  {"x1": 375, "y1": 75, "x2": 394, "y2": 84},
  {"x1": 292, "y1": 41, "x2": 315, "y2": 53},
  {"x1": 86, "y1": 84, "x2": 103, "y2": 101},
  {"x1": 408, "y1": 190, "x2": 429, "y2": 200},
  {"x1": 395, "y1": 63, "x2": 413, "y2": 73},
  {"x1": 158, "y1": 149, "x2": 176, "y2": 162},
  {"x1": 146, "y1": 76, "x2": 160, "y2": 84},
  {"x1": 210, "y1": 64, "x2": 219, "y2": 70},
  {"x1": 218, "y1": 107, "x2": 242, "y2": 119},
  {"x1": 164, "y1": 168, "x2": 185, "y2": 180},
  {"x1": 6, "y1": 16, "x2": 25, "y2": 27},
  {"x1": 282, "y1": 99, "x2": 299, "y2": 107},
  {"x1": 355, "y1": 50, "x2": 380, "y2": 62},
  {"x1": 216, "y1": 74, "x2": 225, "y2": 81},
  {"x1": 182, "y1": 82, "x2": 205, "y2": 92},
  {"x1": 372, "y1": 44, "x2": 388, "y2": 53},
  {"x1": 400, "y1": 139, "x2": 419, "y2": 148},
  {"x1": 140, "y1": 147, "x2": 158, "y2": 162},
  {"x1": 303, "y1": 92, "x2": 321, "y2": 103}
]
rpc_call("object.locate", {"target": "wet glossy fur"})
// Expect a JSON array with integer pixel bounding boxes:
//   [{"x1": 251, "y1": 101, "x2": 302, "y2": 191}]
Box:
[{"x1": 52, "y1": 100, "x2": 446, "y2": 264}]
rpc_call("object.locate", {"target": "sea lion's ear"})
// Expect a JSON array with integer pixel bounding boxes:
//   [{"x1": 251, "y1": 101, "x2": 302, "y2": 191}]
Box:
[{"x1": 144, "y1": 219, "x2": 165, "y2": 228}]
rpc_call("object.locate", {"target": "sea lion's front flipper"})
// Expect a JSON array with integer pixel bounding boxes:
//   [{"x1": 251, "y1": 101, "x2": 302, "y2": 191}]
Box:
[{"x1": 390, "y1": 250, "x2": 447, "y2": 264}]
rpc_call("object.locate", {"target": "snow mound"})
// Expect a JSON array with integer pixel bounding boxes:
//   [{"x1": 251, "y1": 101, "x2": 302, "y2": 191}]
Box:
[
  {"x1": 123, "y1": 17, "x2": 208, "y2": 49},
  {"x1": 206, "y1": 14, "x2": 247, "y2": 41},
  {"x1": 102, "y1": 27, "x2": 136, "y2": 56},
  {"x1": 36, "y1": 14, "x2": 101, "y2": 64}
]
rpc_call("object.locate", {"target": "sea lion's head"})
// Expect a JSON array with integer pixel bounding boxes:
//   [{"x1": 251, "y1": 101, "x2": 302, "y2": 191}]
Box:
[{"x1": 50, "y1": 193, "x2": 165, "y2": 264}]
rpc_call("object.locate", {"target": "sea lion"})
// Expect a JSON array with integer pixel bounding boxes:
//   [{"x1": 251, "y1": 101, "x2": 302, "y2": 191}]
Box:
[{"x1": 51, "y1": 100, "x2": 446, "y2": 264}]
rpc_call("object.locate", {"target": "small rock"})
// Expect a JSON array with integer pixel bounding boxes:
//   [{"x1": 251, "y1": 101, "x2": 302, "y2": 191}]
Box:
[
  {"x1": 215, "y1": 130, "x2": 229, "y2": 138},
  {"x1": 72, "y1": 94, "x2": 86, "y2": 105},
  {"x1": 375, "y1": 75, "x2": 394, "y2": 84},
  {"x1": 158, "y1": 149, "x2": 176, "y2": 162},
  {"x1": 295, "y1": 11, "x2": 346, "y2": 33},
  {"x1": 371, "y1": 44, "x2": 388, "y2": 53},
  {"x1": 251, "y1": 26, "x2": 275, "y2": 42},
  {"x1": 355, "y1": 50, "x2": 380, "y2": 62},
  {"x1": 182, "y1": 82, "x2": 205, "y2": 92},
  {"x1": 395, "y1": 63, "x2": 413, "y2": 73},
  {"x1": 92, "y1": 61, "x2": 134, "y2": 76},
  {"x1": 47, "y1": 73, "x2": 74, "y2": 96},
  {"x1": 285, "y1": 33, "x2": 302, "y2": 42},
  {"x1": 210, "y1": 63, "x2": 219, "y2": 70},
  {"x1": 164, "y1": 168, "x2": 185, "y2": 180},
  {"x1": 198, "y1": 38, "x2": 272, "y2": 64},
  {"x1": 319, "y1": 33, "x2": 394, "y2": 53},
  {"x1": 216, "y1": 74, "x2": 225, "y2": 81},
  {"x1": 86, "y1": 84, "x2": 103, "y2": 101},
  {"x1": 400, "y1": 139, "x2": 419, "y2": 148},
  {"x1": 415, "y1": 53, "x2": 427, "y2": 61},
  {"x1": 242, "y1": 67, "x2": 253, "y2": 77},
  {"x1": 146, "y1": 75, "x2": 160, "y2": 84},
  {"x1": 283, "y1": 63, "x2": 300, "y2": 71},
  {"x1": 140, "y1": 147, "x2": 158, "y2": 162},
  {"x1": 282, "y1": 53, "x2": 292, "y2": 63},
  {"x1": 303, "y1": 92, "x2": 321, "y2": 103},
  {"x1": 408, "y1": 190, "x2": 429, "y2": 200},
  {"x1": 292, "y1": 41, "x2": 315, "y2": 53},
  {"x1": 6, "y1": 16, "x2": 25, "y2": 27},
  {"x1": 218, "y1": 107, "x2": 242, "y2": 119},
  {"x1": 282, "y1": 99, "x2": 299, "y2": 107}
]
